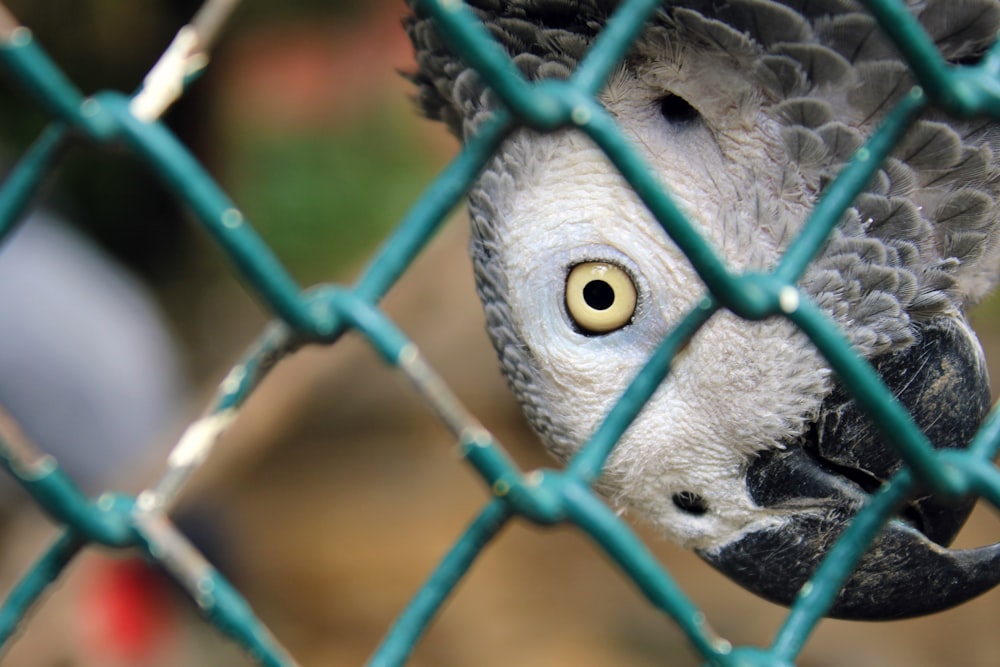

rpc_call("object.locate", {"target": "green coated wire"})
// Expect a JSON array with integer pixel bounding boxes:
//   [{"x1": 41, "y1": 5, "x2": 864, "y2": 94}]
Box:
[
  {"x1": 0, "y1": 530, "x2": 83, "y2": 648},
  {"x1": 1, "y1": 1, "x2": 1000, "y2": 666},
  {"x1": 568, "y1": 296, "x2": 719, "y2": 483},
  {"x1": 369, "y1": 500, "x2": 512, "y2": 667},
  {"x1": 0, "y1": 124, "x2": 68, "y2": 242}
]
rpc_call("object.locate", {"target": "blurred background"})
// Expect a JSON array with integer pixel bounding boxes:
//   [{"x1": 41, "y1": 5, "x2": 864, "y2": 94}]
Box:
[{"x1": 1, "y1": 1, "x2": 999, "y2": 665}]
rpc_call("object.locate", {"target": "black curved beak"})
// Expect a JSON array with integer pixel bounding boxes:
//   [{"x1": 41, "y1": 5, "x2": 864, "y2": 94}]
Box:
[
  {"x1": 699, "y1": 318, "x2": 1000, "y2": 620},
  {"x1": 701, "y1": 447, "x2": 1000, "y2": 619}
]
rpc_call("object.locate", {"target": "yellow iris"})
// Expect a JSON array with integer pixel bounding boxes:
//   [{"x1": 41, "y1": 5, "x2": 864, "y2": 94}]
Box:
[{"x1": 565, "y1": 262, "x2": 637, "y2": 334}]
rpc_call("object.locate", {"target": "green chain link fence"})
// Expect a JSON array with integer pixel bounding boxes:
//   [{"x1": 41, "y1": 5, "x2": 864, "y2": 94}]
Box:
[{"x1": 1, "y1": 0, "x2": 1000, "y2": 665}]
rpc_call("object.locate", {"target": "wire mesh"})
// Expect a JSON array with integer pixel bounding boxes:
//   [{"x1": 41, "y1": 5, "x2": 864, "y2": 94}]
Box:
[{"x1": 0, "y1": 1, "x2": 998, "y2": 666}]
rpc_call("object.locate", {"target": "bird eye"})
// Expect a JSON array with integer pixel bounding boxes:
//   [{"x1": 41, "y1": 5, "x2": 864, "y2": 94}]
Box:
[
  {"x1": 565, "y1": 262, "x2": 637, "y2": 334},
  {"x1": 658, "y1": 93, "x2": 699, "y2": 124}
]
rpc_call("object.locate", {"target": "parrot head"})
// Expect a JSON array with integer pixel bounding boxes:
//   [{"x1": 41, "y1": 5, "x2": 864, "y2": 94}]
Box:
[{"x1": 405, "y1": 0, "x2": 1000, "y2": 619}]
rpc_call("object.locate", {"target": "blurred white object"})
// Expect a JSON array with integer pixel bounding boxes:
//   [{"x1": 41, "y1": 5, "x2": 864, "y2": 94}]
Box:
[{"x1": 0, "y1": 212, "x2": 187, "y2": 495}]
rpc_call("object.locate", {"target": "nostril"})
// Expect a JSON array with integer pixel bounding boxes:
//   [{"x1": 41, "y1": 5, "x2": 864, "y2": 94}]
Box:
[
  {"x1": 659, "y1": 93, "x2": 700, "y2": 124},
  {"x1": 673, "y1": 491, "x2": 708, "y2": 515}
]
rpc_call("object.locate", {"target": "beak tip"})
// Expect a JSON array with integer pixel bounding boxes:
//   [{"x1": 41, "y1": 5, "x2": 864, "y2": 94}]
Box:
[{"x1": 700, "y1": 517, "x2": 1000, "y2": 620}]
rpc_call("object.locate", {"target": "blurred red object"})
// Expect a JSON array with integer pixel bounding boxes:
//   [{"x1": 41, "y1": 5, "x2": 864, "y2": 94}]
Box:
[{"x1": 77, "y1": 556, "x2": 181, "y2": 666}]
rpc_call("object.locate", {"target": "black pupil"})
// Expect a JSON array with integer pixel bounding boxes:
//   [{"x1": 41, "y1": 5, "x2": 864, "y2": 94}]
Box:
[
  {"x1": 583, "y1": 280, "x2": 615, "y2": 311},
  {"x1": 659, "y1": 94, "x2": 699, "y2": 124}
]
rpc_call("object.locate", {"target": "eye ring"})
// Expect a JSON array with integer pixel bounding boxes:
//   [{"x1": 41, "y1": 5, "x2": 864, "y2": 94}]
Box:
[{"x1": 565, "y1": 262, "x2": 638, "y2": 334}]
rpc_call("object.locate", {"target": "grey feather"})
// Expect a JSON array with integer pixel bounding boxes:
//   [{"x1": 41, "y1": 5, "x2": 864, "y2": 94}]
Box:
[
  {"x1": 858, "y1": 195, "x2": 929, "y2": 244},
  {"x1": 814, "y1": 13, "x2": 897, "y2": 63},
  {"x1": 892, "y1": 120, "x2": 964, "y2": 171},
  {"x1": 816, "y1": 121, "x2": 864, "y2": 162},
  {"x1": 669, "y1": 7, "x2": 757, "y2": 57},
  {"x1": 783, "y1": 126, "x2": 828, "y2": 166},
  {"x1": 922, "y1": 146, "x2": 992, "y2": 188},
  {"x1": 935, "y1": 188, "x2": 995, "y2": 232},
  {"x1": 714, "y1": 0, "x2": 812, "y2": 47},
  {"x1": 865, "y1": 168, "x2": 892, "y2": 196},
  {"x1": 943, "y1": 230, "x2": 990, "y2": 264},
  {"x1": 882, "y1": 157, "x2": 918, "y2": 197},
  {"x1": 779, "y1": 0, "x2": 862, "y2": 17},
  {"x1": 846, "y1": 60, "x2": 913, "y2": 123},
  {"x1": 756, "y1": 54, "x2": 810, "y2": 96},
  {"x1": 921, "y1": 0, "x2": 1000, "y2": 60},
  {"x1": 775, "y1": 97, "x2": 835, "y2": 128},
  {"x1": 773, "y1": 42, "x2": 853, "y2": 87}
]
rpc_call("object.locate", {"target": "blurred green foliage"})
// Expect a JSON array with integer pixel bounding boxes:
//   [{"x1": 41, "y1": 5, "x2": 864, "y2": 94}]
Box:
[
  {"x1": 1, "y1": 0, "x2": 417, "y2": 286},
  {"x1": 222, "y1": 105, "x2": 442, "y2": 283}
]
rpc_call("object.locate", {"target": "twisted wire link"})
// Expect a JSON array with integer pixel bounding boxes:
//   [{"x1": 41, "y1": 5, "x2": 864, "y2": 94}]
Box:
[{"x1": 0, "y1": 1, "x2": 998, "y2": 666}]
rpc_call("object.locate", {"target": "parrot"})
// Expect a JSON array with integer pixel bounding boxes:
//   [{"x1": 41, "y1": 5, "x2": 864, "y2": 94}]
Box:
[{"x1": 403, "y1": 0, "x2": 1000, "y2": 620}]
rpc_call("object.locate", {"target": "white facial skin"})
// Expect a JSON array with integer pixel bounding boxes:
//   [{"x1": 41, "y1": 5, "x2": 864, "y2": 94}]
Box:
[{"x1": 476, "y1": 55, "x2": 832, "y2": 550}]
